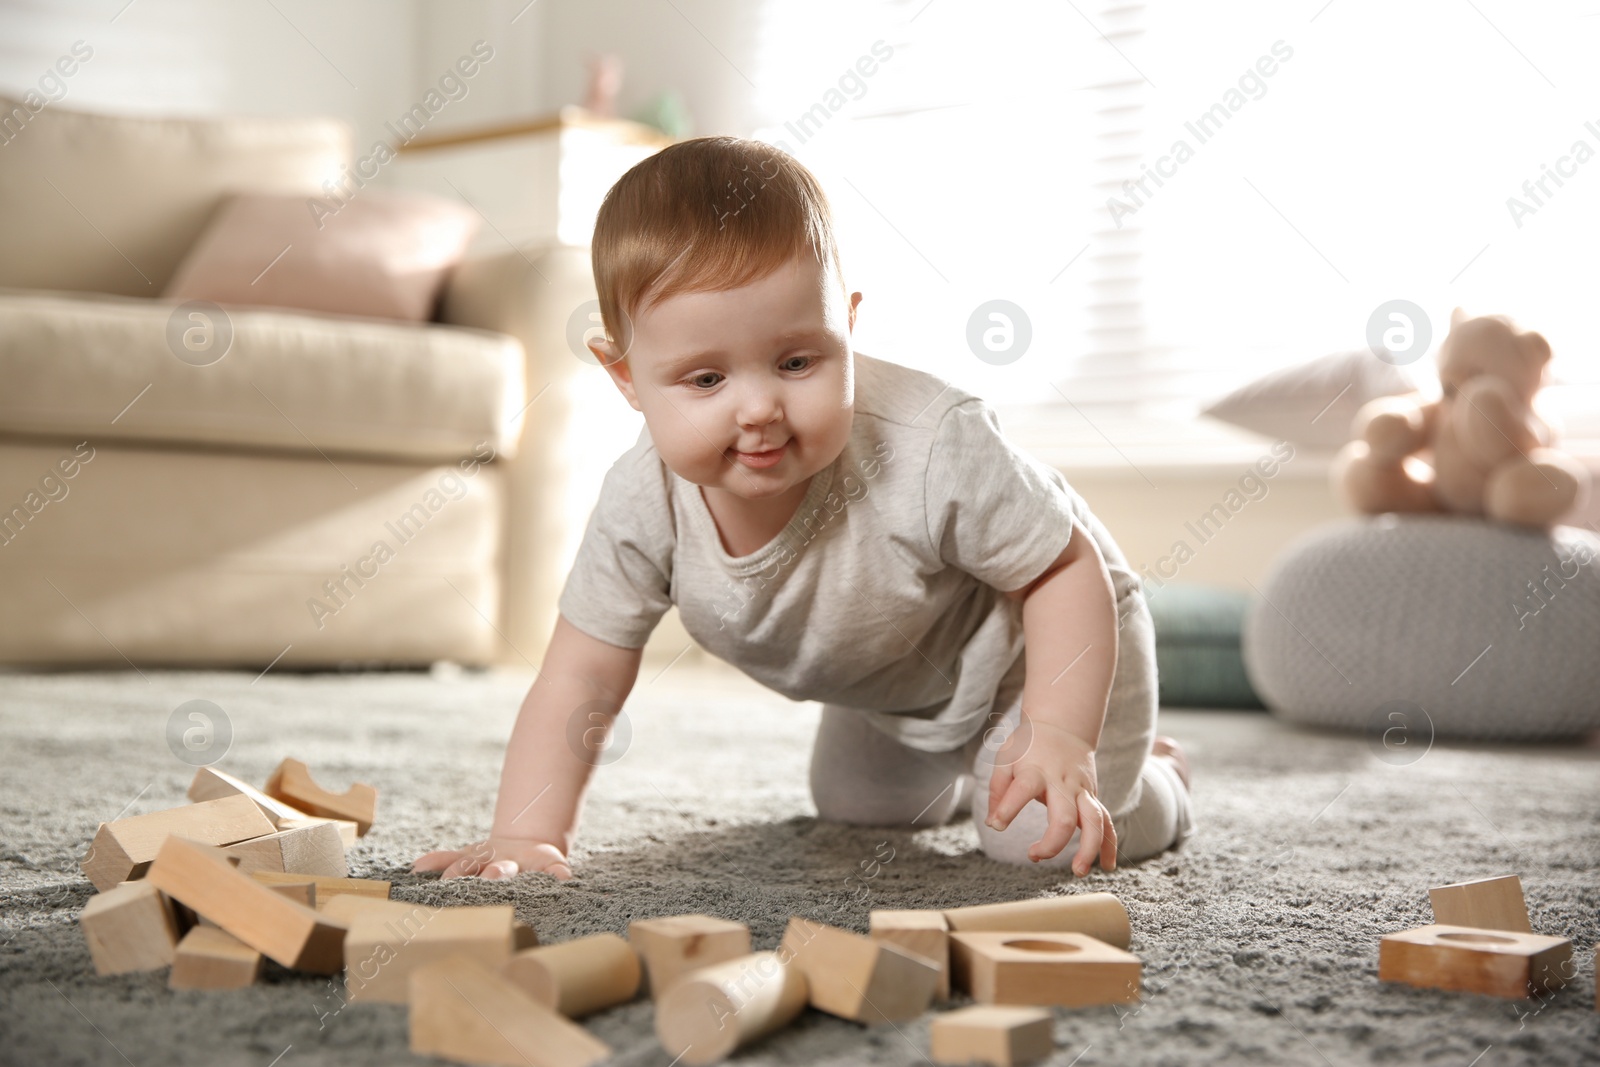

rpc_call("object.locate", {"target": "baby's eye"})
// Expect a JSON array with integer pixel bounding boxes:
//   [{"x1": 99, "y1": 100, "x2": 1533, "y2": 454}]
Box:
[
  {"x1": 780, "y1": 354, "x2": 816, "y2": 373},
  {"x1": 688, "y1": 371, "x2": 723, "y2": 389}
]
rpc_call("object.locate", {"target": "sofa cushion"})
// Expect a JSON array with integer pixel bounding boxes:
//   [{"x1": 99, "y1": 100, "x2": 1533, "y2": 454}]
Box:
[
  {"x1": 163, "y1": 191, "x2": 480, "y2": 322},
  {"x1": 0, "y1": 289, "x2": 526, "y2": 462},
  {"x1": 0, "y1": 97, "x2": 350, "y2": 298}
]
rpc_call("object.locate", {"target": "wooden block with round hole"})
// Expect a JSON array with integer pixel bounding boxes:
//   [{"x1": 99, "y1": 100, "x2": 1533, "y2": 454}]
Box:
[
  {"x1": 1378, "y1": 924, "x2": 1572, "y2": 999},
  {"x1": 628, "y1": 914, "x2": 750, "y2": 996},
  {"x1": 949, "y1": 931, "x2": 1141, "y2": 1007},
  {"x1": 942, "y1": 893, "x2": 1130, "y2": 950},
  {"x1": 501, "y1": 932, "x2": 641, "y2": 1017},
  {"x1": 409, "y1": 954, "x2": 610, "y2": 1067},
  {"x1": 930, "y1": 1004, "x2": 1054, "y2": 1066},
  {"x1": 1428, "y1": 875, "x2": 1532, "y2": 934},
  {"x1": 779, "y1": 916, "x2": 939, "y2": 1023},
  {"x1": 80, "y1": 794, "x2": 277, "y2": 892},
  {"x1": 264, "y1": 758, "x2": 377, "y2": 836},
  {"x1": 871, "y1": 908, "x2": 950, "y2": 1000},
  {"x1": 655, "y1": 951, "x2": 808, "y2": 1065},
  {"x1": 169, "y1": 925, "x2": 263, "y2": 990},
  {"x1": 80, "y1": 879, "x2": 181, "y2": 975},
  {"x1": 345, "y1": 904, "x2": 513, "y2": 1003}
]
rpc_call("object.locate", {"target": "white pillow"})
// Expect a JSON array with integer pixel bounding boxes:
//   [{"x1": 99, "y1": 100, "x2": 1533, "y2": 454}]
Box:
[{"x1": 1200, "y1": 351, "x2": 1420, "y2": 450}]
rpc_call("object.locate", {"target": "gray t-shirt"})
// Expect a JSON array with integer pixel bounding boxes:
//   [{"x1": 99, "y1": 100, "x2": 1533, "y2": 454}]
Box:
[{"x1": 557, "y1": 352, "x2": 1134, "y2": 752}]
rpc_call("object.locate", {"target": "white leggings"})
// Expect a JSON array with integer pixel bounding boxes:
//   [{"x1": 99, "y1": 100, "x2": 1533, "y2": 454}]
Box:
[{"x1": 807, "y1": 591, "x2": 1193, "y2": 870}]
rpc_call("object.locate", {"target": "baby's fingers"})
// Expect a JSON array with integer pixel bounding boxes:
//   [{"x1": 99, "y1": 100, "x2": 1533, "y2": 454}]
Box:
[
  {"x1": 1070, "y1": 791, "x2": 1105, "y2": 877},
  {"x1": 1028, "y1": 783, "x2": 1081, "y2": 863},
  {"x1": 986, "y1": 768, "x2": 1038, "y2": 832},
  {"x1": 411, "y1": 849, "x2": 463, "y2": 873},
  {"x1": 1098, "y1": 806, "x2": 1119, "y2": 872},
  {"x1": 985, "y1": 762, "x2": 1016, "y2": 828}
]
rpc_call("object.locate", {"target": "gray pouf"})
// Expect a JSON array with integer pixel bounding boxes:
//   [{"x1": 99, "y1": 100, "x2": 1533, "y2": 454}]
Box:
[{"x1": 1242, "y1": 515, "x2": 1600, "y2": 741}]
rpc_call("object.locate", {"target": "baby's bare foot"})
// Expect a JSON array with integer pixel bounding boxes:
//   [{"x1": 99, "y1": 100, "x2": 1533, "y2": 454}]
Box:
[{"x1": 1151, "y1": 736, "x2": 1190, "y2": 790}]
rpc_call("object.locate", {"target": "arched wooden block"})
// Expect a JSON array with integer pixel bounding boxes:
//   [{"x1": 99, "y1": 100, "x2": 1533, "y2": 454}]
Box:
[{"x1": 263, "y1": 758, "x2": 377, "y2": 836}]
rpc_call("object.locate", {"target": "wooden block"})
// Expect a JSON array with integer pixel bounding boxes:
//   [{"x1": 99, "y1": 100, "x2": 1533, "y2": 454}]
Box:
[
  {"x1": 267, "y1": 881, "x2": 315, "y2": 909},
  {"x1": 222, "y1": 822, "x2": 347, "y2": 878},
  {"x1": 199, "y1": 880, "x2": 316, "y2": 928},
  {"x1": 249, "y1": 871, "x2": 390, "y2": 911},
  {"x1": 80, "y1": 794, "x2": 277, "y2": 891},
  {"x1": 1379, "y1": 924, "x2": 1572, "y2": 999},
  {"x1": 514, "y1": 921, "x2": 540, "y2": 951},
  {"x1": 943, "y1": 893, "x2": 1131, "y2": 950},
  {"x1": 345, "y1": 904, "x2": 513, "y2": 1003},
  {"x1": 930, "y1": 1004, "x2": 1054, "y2": 1067},
  {"x1": 503, "y1": 932, "x2": 641, "y2": 1017},
  {"x1": 169, "y1": 925, "x2": 263, "y2": 990},
  {"x1": 409, "y1": 954, "x2": 610, "y2": 1067},
  {"x1": 280, "y1": 816, "x2": 359, "y2": 849},
  {"x1": 779, "y1": 917, "x2": 939, "y2": 1023},
  {"x1": 80, "y1": 880, "x2": 180, "y2": 975},
  {"x1": 628, "y1": 914, "x2": 750, "y2": 996},
  {"x1": 871, "y1": 909, "x2": 950, "y2": 1001},
  {"x1": 320, "y1": 894, "x2": 427, "y2": 927},
  {"x1": 1428, "y1": 875, "x2": 1532, "y2": 934},
  {"x1": 949, "y1": 932, "x2": 1140, "y2": 1007},
  {"x1": 655, "y1": 951, "x2": 808, "y2": 1066},
  {"x1": 264, "y1": 758, "x2": 376, "y2": 836},
  {"x1": 189, "y1": 767, "x2": 360, "y2": 848},
  {"x1": 145, "y1": 836, "x2": 346, "y2": 974}
]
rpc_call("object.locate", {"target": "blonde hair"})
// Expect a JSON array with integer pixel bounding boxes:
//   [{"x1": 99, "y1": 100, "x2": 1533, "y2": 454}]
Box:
[{"x1": 591, "y1": 136, "x2": 846, "y2": 352}]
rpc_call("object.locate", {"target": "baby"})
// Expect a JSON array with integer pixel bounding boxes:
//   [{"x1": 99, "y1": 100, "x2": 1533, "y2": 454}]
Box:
[{"x1": 415, "y1": 137, "x2": 1193, "y2": 883}]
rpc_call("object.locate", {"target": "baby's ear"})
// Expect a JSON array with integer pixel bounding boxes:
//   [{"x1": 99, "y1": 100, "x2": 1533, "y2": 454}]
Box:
[{"x1": 1517, "y1": 330, "x2": 1552, "y2": 367}]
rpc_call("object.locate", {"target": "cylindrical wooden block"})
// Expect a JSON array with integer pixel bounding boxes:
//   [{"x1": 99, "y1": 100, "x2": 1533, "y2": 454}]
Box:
[
  {"x1": 655, "y1": 951, "x2": 809, "y2": 1066},
  {"x1": 943, "y1": 893, "x2": 1130, "y2": 949},
  {"x1": 502, "y1": 932, "x2": 641, "y2": 1018}
]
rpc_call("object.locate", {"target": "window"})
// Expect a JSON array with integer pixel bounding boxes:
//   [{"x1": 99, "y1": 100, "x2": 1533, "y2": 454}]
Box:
[{"x1": 750, "y1": 0, "x2": 1600, "y2": 448}]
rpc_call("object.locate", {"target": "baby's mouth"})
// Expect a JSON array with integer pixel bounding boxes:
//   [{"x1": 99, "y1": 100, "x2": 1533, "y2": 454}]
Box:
[{"x1": 731, "y1": 442, "x2": 789, "y2": 469}]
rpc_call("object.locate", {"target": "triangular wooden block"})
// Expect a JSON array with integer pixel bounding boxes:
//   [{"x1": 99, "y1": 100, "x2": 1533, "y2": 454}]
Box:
[
  {"x1": 80, "y1": 794, "x2": 276, "y2": 891},
  {"x1": 409, "y1": 954, "x2": 610, "y2": 1067},
  {"x1": 780, "y1": 917, "x2": 939, "y2": 1023},
  {"x1": 189, "y1": 766, "x2": 358, "y2": 847}
]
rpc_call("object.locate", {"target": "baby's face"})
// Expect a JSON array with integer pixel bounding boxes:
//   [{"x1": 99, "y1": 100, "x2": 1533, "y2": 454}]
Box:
[{"x1": 595, "y1": 253, "x2": 860, "y2": 503}]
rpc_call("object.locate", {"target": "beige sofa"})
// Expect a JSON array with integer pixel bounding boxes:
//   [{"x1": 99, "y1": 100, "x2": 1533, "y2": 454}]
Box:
[{"x1": 0, "y1": 98, "x2": 613, "y2": 669}]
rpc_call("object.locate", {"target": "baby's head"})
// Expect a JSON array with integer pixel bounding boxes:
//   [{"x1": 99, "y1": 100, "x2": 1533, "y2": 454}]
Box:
[{"x1": 588, "y1": 137, "x2": 861, "y2": 503}]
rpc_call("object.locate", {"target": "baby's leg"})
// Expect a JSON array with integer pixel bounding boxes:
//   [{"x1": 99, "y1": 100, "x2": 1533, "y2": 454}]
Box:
[
  {"x1": 808, "y1": 704, "x2": 977, "y2": 827},
  {"x1": 971, "y1": 589, "x2": 1194, "y2": 869}
]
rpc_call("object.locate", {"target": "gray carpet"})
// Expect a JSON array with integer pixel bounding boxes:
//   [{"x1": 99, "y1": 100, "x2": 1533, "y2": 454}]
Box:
[{"x1": 1, "y1": 666, "x2": 1597, "y2": 1067}]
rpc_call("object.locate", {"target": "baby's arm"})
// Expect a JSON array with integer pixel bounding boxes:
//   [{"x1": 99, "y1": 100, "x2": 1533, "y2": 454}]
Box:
[
  {"x1": 986, "y1": 518, "x2": 1121, "y2": 876},
  {"x1": 413, "y1": 616, "x2": 641, "y2": 880}
]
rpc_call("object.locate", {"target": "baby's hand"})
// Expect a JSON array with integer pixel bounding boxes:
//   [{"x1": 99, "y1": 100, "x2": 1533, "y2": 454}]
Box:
[
  {"x1": 985, "y1": 714, "x2": 1118, "y2": 876},
  {"x1": 412, "y1": 837, "x2": 572, "y2": 881}
]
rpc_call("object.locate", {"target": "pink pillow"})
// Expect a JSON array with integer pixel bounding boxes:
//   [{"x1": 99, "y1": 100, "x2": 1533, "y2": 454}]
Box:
[{"x1": 163, "y1": 190, "x2": 479, "y2": 322}]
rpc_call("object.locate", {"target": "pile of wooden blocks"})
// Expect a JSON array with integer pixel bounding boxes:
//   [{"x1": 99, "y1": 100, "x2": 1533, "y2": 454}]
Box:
[
  {"x1": 1379, "y1": 874, "x2": 1594, "y2": 1007},
  {"x1": 404, "y1": 889, "x2": 1147, "y2": 1066},
  {"x1": 78, "y1": 769, "x2": 1151, "y2": 1067},
  {"x1": 78, "y1": 759, "x2": 381, "y2": 989}
]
